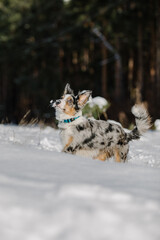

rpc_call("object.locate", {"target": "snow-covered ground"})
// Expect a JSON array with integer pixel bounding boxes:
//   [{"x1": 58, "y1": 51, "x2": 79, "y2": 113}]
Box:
[{"x1": 0, "y1": 124, "x2": 160, "y2": 240}]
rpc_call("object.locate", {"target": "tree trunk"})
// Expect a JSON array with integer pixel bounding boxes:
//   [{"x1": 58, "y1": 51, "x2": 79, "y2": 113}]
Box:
[
  {"x1": 101, "y1": 43, "x2": 107, "y2": 99},
  {"x1": 59, "y1": 48, "x2": 64, "y2": 85},
  {"x1": 136, "y1": 14, "x2": 143, "y2": 104},
  {"x1": 156, "y1": 0, "x2": 160, "y2": 107},
  {"x1": 128, "y1": 50, "x2": 134, "y2": 99},
  {"x1": 114, "y1": 38, "x2": 123, "y2": 101},
  {"x1": 149, "y1": 17, "x2": 156, "y2": 114}
]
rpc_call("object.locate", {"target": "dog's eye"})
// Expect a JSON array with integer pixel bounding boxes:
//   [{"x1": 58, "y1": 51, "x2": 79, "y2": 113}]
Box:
[{"x1": 67, "y1": 99, "x2": 73, "y2": 105}]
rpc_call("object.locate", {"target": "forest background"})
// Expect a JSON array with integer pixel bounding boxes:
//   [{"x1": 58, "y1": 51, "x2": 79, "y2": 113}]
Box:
[{"x1": 0, "y1": 0, "x2": 160, "y2": 127}]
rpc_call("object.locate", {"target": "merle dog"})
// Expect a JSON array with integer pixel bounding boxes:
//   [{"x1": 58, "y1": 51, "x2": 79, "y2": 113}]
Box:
[{"x1": 52, "y1": 84, "x2": 151, "y2": 162}]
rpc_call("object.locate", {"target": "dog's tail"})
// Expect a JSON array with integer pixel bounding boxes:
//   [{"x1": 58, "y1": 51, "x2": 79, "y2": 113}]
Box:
[{"x1": 126, "y1": 104, "x2": 151, "y2": 142}]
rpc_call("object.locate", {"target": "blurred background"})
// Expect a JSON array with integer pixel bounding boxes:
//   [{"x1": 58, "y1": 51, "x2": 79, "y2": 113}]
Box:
[{"x1": 0, "y1": 0, "x2": 160, "y2": 127}]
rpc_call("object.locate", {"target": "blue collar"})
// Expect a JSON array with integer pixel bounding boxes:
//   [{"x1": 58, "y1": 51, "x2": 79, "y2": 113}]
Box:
[{"x1": 59, "y1": 116, "x2": 80, "y2": 124}]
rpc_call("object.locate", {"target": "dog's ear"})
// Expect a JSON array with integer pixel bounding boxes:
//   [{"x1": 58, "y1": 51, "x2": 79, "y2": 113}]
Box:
[
  {"x1": 77, "y1": 90, "x2": 92, "y2": 108},
  {"x1": 63, "y1": 83, "x2": 74, "y2": 95}
]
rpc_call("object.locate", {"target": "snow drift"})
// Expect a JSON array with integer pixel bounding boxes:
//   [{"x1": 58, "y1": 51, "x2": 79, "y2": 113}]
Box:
[{"x1": 0, "y1": 125, "x2": 160, "y2": 240}]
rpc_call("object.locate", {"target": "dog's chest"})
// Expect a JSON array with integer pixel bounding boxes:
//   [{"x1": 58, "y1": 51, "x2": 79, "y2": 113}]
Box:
[{"x1": 60, "y1": 127, "x2": 74, "y2": 146}]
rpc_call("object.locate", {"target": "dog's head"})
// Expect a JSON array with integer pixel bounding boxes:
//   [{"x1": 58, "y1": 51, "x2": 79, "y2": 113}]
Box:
[{"x1": 52, "y1": 83, "x2": 92, "y2": 121}]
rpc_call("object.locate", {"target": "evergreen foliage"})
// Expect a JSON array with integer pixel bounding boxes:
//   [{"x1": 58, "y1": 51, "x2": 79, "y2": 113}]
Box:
[{"x1": 0, "y1": 0, "x2": 159, "y2": 124}]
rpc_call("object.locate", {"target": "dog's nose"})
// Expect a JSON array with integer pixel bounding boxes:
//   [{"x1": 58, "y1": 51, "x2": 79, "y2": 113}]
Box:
[{"x1": 56, "y1": 100, "x2": 61, "y2": 105}]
